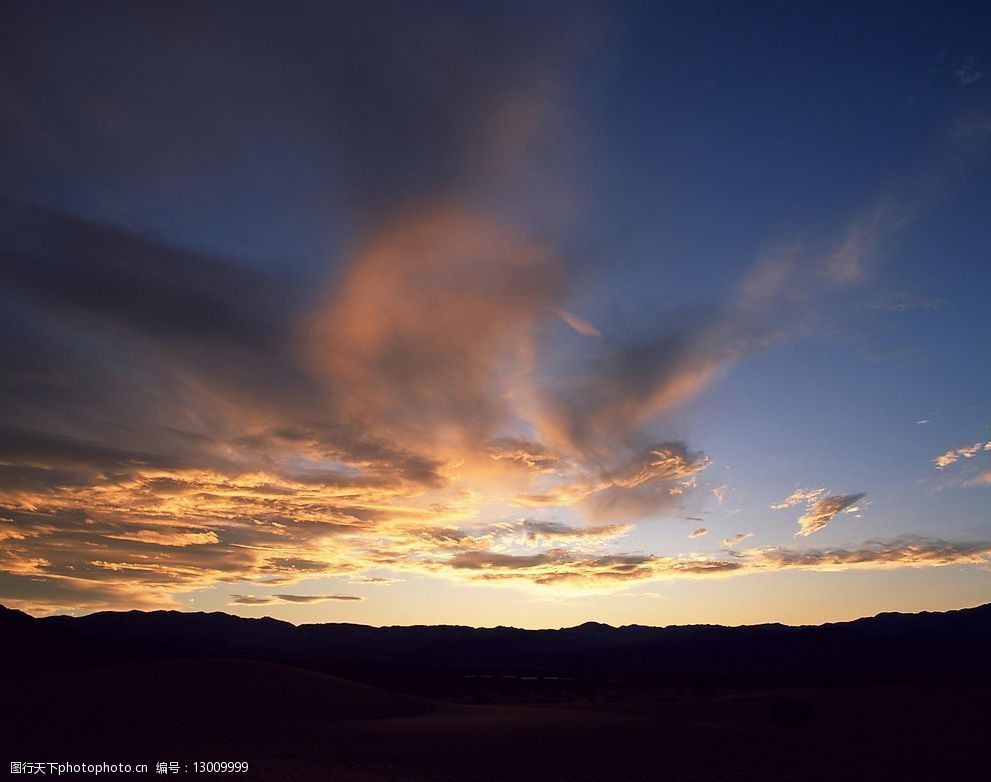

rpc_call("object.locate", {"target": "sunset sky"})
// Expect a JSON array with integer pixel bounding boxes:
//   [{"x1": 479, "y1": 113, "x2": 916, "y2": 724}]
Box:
[{"x1": 2, "y1": 0, "x2": 990, "y2": 627}]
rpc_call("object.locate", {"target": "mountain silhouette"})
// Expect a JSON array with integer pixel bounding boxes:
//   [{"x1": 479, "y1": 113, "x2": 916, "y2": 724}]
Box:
[{"x1": 4, "y1": 602, "x2": 991, "y2": 685}]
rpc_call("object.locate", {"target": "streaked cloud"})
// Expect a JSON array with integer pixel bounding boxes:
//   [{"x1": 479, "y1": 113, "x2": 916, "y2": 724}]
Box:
[
  {"x1": 722, "y1": 532, "x2": 754, "y2": 547},
  {"x1": 104, "y1": 529, "x2": 220, "y2": 547},
  {"x1": 230, "y1": 593, "x2": 362, "y2": 606},
  {"x1": 688, "y1": 528, "x2": 708, "y2": 539},
  {"x1": 749, "y1": 536, "x2": 991, "y2": 569},
  {"x1": 348, "y1": 576, "x2": 403, "y2": 586},
  {"x1": 411, "y1": 535, "x2": 991, "y2": 590},
  {"x1": 865, "y1": 291, "x2": 948, "y2": 312}
]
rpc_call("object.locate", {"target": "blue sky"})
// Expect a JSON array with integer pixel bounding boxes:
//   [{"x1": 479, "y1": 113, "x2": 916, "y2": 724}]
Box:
[{"x1": 1, "y1": 0, "x2": 989, "y2": 626}]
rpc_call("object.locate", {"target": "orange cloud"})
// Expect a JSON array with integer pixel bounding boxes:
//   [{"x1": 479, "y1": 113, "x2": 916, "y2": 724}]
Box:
[{"x1": 305, "y1": 207, "x2": 564, "y2": 452}]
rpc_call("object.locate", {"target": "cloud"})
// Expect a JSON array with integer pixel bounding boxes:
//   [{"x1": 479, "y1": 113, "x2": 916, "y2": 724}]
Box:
[
  {"x1": 484, "y1": 437, "x2": 562, "y2": 473},
  {"x1": 821, "y1": 205, "x2": 894, "y2": 285},
  {"x1": 104, "y1": 529, "x2": 220, "y2": 547},
  {"x1": 955, "y1": 58, "x2": 986, "y2": 85},
  {"x1": 578, "y1": 442, "x2": 711, "y2": 522},
  {"x1": 772, "y1": 488, "x2": 866, "y2": 536},
  {"x1": 510, "y1": 519, "x2": 634, "y2": 548},
  {"x1": 722, "y1": 532, "x2": 754, "y2": 546},
  {"x1": 0, "y1": 1, "x2": 595, "y2": 233},
  {"x1": 527, "y1": 174, "x2": 950, "y2": 463},
  {"x1": 403, "y1": 535, "x2": 991, "y2": 590},
  {"x1": 348, "y1": 576, "x2": 403, "y2": 586},
  {"x1": 229, "y1": 593, "x2": 362, "y2": 606},
  {"x1": 967, "y1": 470, "x2": 991, "y2": 487},
  {"x1": 556, "y1": 309, "x2": 602, "y2": 337},
  {"x1": 305, "y1": 207, "x2": 567, "y2": 449},
  {"x1": 0, "y1": 122, "x2": 964, "y2": 615},
  {"x1": 935, "y1": 441, "x2": 991, "y2": 469},
  {"x1": 866, "y1": 291, "x2": 948, "y2": 312},
  {"x1": 689, "y1": 528, "x2": 708, "y2": 539},
  {"x1": 438, "y1": 547, "x2": 743, "y2": 587},
  {"x1": 533, "y1": 326, "x2": 740, "y2": 458},
  {"x1": 0, "y1": 4, "x2": 988, "y2": 615},
  {"x1": 749, "y1": 536, "x2": 991, "y2": 569}
]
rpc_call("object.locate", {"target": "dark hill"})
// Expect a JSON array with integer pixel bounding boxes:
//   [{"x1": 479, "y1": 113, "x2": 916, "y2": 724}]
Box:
[{"x1": 3, "y1": 602, "x2": 991, "y2": 688}]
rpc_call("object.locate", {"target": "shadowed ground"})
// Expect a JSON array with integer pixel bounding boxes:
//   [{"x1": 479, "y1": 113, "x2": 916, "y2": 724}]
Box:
[{"x1": 7, "y1": 658, "x2": 982, "y2": 781}]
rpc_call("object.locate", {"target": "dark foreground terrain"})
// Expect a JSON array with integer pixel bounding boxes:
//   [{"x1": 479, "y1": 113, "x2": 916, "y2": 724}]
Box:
[{"x1": 4, "y1": 603, "x2": 988, "y2": 780}]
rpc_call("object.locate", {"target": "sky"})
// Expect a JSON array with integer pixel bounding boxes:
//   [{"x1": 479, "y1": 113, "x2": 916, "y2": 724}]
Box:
[{"x1": 1, "y1": 0, "x2": 990, "y2": 628}]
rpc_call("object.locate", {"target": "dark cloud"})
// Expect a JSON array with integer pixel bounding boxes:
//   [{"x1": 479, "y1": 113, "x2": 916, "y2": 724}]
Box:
[
  {"x1": 0, "y1": 203, "x2": 294, "y2": 348},
  {"x1": 0, "y1": 425, "x2": 180, "y2": 473},
  {"x1": 536, "y1": 328, "x2": 736, "y2": 455},
  {"x1": 445, "y1": 548, "x2": 661, "y2": 586},
  {"x1": 433, "y1": 546, "x2": 747, "y2": 586},
  {"x1": 0, "y1": 0, "x2": 594, "y2": 241},
  {"x1": 447, "y1": 548, "x2": 649, "y2": 571},
  {"x1": 0, "y1": 203, "x2": 315, "y2": 437}
]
